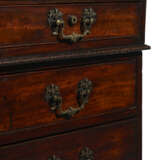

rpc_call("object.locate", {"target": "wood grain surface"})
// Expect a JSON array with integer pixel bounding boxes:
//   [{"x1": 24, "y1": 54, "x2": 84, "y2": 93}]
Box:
[
  {"x1": 0, "y1": 59, "x2": 136, "y2": 133},
  {"x1": 0, "y1": 3, "x2": 144, "y2": 57},
  {"x1": 0, "y1": 0, "x2": 142, "y2": 5},
  {"x1": 0, "y1": 118, "x2": 138, "y2": 160}
]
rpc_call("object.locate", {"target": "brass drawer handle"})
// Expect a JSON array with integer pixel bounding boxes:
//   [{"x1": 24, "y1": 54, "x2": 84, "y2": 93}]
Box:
[
  {"x1": 48, "y1": 8, "x2": 96, "y2": 43},
  {"x1": 48, "y1": 147, "x2": 94, "y2": 160},
  {"x1": 45, "y1": 78, "x2": 93, "y2": 119}
]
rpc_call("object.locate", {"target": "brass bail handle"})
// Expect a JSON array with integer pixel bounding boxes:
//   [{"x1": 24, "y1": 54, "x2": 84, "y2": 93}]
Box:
[
  {"x1": 48, "y1": 8, "x2": 96, "y2": 43},
  {"x1": 44, "y1": 78, "x2": 93, "y2": 119},
  {"x1": 48, "y1": 147, "x2": 94, "y2": 160}
]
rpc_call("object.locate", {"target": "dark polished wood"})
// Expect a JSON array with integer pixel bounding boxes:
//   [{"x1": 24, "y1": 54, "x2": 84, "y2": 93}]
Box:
[
  {"x1": 0, "y1": 58, "x2": 136, "y2": 132},
  {"x1": 0, "y1": 0, "x2": 149, "y2": 159},
  {"x1": 0, "y1": 0, "x2": 143, "y2": 5},
  {"x1": 0, "y1": 3, "x2": 144, "y2": 58},
  {"x1": 0, "y1": 53, "x2": 143, "y2": 147},
  {"x1": 0, "y1": 119, "x2": 138, "y2": 160},
  {"x1": 0, "y1": 45, "x2": 150, "y2": 67}
]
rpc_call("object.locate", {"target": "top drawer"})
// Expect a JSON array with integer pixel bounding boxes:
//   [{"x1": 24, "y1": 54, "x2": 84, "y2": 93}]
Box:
[{"x1": 0, "y1": 2, "x2": 145, "y2": 57}]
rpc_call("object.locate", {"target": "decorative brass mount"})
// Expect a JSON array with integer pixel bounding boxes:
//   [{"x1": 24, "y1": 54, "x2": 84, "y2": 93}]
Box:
[
  {"x1": 44, "y1": 78, "x2": 93, "y2": 119},
  {"x1": 48, "y1": 147, "x2": 94, "y2": 160},
  {"x1": 48, "y1": 8, "x2": 96, "y2": 43}
]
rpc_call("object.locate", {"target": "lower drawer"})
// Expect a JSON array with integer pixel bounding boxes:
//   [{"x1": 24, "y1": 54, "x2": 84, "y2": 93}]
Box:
[
  {"x1": 0, "y1": 58, "x2": 136, "y2": 133},
  {"x1": 0, "y1": 119, "x2": 138, "y2": 160}
]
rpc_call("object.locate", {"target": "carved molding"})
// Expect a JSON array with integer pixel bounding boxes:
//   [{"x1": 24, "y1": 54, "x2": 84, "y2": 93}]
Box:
[{"x1": 0, "y1": 45, "x2": 150, "y2": 68}]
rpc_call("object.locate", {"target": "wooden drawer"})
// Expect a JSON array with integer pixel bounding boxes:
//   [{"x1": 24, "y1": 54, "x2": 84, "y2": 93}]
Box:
[
  {"x1": 0, "y1": 58, "x2": 136, "y2": 136},
  {"x1": 0, "y1": 0, "x2": 142, "y2": 5},
  {"x1": 0, "y1": 119, "x2": 138, "y2": 160},
  {"x1": 0, "y1": 2, "x2": 144, "y2": 58}
]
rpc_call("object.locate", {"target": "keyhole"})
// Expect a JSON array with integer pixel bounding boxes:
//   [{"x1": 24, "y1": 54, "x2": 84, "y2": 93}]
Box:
[{"x1": 68, "y1": 15, "x2": 78, "y2": 26}]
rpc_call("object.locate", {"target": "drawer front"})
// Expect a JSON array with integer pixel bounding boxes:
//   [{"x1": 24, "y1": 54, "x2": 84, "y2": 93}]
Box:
[
  {"x1": 0, "y1": 3, "x2": 144, "y2": 57},
  {"x1": 0, "y1": 58, "x2": 136, "y2": 133},
  {"x1": 0, "y1": 119, "x2": 138, "y2": 160},
  {"x1": 0, "y1": 0, "x2": 142, "y2": 5}
]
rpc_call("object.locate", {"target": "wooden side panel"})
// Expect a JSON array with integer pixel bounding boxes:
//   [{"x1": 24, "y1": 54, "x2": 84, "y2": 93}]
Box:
[
  {"x1": 0, "y1": 3, "x2": 143, "y2": 57},
  {"x1": 0, "y1": 60, "x2": 136, "y2": 132}
]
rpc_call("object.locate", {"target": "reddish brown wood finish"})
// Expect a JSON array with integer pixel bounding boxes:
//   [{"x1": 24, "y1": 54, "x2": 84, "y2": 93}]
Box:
[
  {"x1": 0, "y1": 59, "x2": 136, "y2": 133},
  {"x1": 0, "y1": 3, "x2": 143, "y2": 58},
  {"x1": 0, "y1": 0, "x2": 149, "y2": 158},
  {"x1": 136, "y1": 53, "x2": 142, "y2": 160},
  {"x1": 0, "y1": 0, "x2": 142, "y2": 6},
  {"x1": 0, "y1": 119, "x2": 138, "y2": 160},
  {"x1": 0, "y1": 106, "x2": 10, "y2": 132}
]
